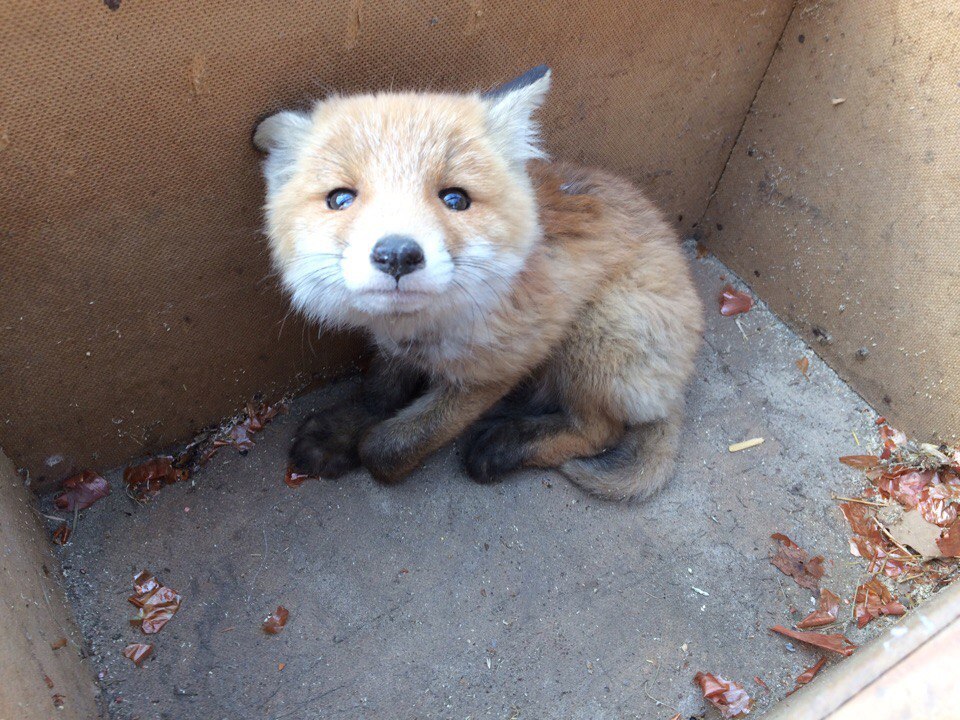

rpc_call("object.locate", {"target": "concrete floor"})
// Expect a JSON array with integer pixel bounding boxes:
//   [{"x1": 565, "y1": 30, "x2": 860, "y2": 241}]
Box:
[{"x1": 59, "y1": 247, "x2": 886, "y2": 720}]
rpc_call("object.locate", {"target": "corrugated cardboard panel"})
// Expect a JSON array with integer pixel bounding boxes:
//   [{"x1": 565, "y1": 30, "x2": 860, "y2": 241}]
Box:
[
  {"x1": 0, "y1": 1, "x2": 791, "y2": 478},
  {"x1": 703, "y1": 0, "x2": 960, "y2": 441}
]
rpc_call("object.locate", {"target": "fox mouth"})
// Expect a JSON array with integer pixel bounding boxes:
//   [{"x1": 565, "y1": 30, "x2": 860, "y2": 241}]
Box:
[{"x1": 356, "y1": 287, "x2": 435, "y2": 314}]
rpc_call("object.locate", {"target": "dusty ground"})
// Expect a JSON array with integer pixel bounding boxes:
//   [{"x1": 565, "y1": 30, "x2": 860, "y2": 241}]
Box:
[{"x1": 58, "y1": 247, "x2": 887, "y2": 720}]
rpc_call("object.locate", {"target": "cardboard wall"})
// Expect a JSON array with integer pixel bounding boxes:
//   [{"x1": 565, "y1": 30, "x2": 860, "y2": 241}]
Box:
[
  {"x1": 0, "y1": 451, "x2": 101, "y2": 719},
  {"x1": 0, "y1": 0, "x2": 792, "y2": 479},
  {"x1": 703, "y1": 0, "x2": 960, "y2": 442}
]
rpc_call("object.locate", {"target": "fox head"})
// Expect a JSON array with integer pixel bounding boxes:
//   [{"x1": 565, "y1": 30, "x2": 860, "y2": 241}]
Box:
[{"x1": 254, "y1": 66, "x2": 551, "y2": 331}]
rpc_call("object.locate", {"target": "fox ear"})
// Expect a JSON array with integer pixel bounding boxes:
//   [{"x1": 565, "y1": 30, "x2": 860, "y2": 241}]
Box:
[
  {"x1": 481, "y1": 65, "x2": 551, "y2": 163},
  {"x1": 252, "y1": 109, "x2": 313, "y2": 193}
]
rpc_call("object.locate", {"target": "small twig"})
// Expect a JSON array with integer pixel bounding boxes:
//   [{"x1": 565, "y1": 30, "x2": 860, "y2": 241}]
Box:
[
  {"x1": 642, "y1": 662, "x2": 679, "y2": 715},
  {"x1": 833, "y1": 495, "x2": 889, "y2": 507},
  {"x1": 734, "y1": 317, "x2": 749, "y2": 341},
  {"x1": 875, "y1": 519, "x2": 922, "y2": 561}
]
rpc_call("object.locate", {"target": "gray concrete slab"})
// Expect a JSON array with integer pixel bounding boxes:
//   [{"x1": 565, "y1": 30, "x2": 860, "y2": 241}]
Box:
[{"x1": 58, "y1": 246, "x2": 885, "y2": 719}]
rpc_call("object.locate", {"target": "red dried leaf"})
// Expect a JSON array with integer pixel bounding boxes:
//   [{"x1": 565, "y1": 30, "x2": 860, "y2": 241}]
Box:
[
  {"x1": 263, "y1": 606, "x2": 289, "y2": 635},
  {"x1": 877, "y1": 469, "x2": 936, "y2": 509},
  {"x1": 797, "y1": 589, "x2": 841, "y2": 629},
  {"x1": 839, "y1": 455, "x2": 880, "y2": 469},
  {"x1": 54, "y1": 470, "x2": 110, "y2": 511},
  {"x1": 719, "y1": 285, "x2": 754, "y2": 316},
  {"x1": 936, "y1": 518, "x2": 960, "y2": 558},
  {"x1": 770, "y1": 533, "x2": 825, "y2": 590},
  {"x1": 216, "y1": 401, "x2": 286, "y2": 453},
  {"x1": 917, "y1": 483, "x2": 960, "y2": 527},
  {"x1": 52, "y1": 522, "x2": 71, "y2": 546},
  {"x1": 124, "y1": 456, "x2": 188, "y2": 501},
  {"x1": 694, "y1": 672, "x2": 754, "y2": 718},
  {"x1": 122, "y1": 643, "x2": 153, "y2": 667},
  {"x1": 770, "y1": 626, "x2": 856, "y2": 657},
  {"x1": 853, "y1": 578, "x2": 906, "y2": 629},
  {"x1": 794, "y1": 657, "x2": 828, "y2": 688},
  {"x1": 284, "y1": 466, "x2": 314, "y2": 489},
  {"x1": 128, "y1": 571, "x2": 181, "y2": 635}
]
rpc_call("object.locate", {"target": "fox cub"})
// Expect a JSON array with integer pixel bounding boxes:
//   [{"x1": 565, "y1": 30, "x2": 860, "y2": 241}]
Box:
[{"x1": 254, "y1": 66, "x2": 703, "y2": 501}]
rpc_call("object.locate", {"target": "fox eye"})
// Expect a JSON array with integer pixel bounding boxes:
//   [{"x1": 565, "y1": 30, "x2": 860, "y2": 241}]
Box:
[
  {"x1": 439, "y1": 188, "x2": 470, "y2": 211},
  {"x1": 326, "y1": 188, "x2": 356, "y2": 210}
]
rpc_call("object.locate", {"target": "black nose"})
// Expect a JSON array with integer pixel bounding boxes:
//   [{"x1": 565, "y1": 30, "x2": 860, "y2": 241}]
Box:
[{"x1": 370, "y1": 235, "x2": 425, "y2": 280}]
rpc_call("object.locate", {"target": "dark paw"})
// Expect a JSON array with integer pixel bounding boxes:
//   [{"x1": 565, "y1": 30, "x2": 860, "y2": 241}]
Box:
[
  {"x1": 357, "y1": 422, "x2": 414, "y2": 486},
  {"x1": 464, "y1": 421, "x2": 527, "y2": 484},
  {"x1": 289, "y1": 412, "x2": 362, "y2": 479}
]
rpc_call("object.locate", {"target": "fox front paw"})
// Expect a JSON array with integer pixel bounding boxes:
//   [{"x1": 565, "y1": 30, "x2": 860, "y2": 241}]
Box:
[
  {"x1": 463, "y1": 420, "x2": 527, "y2": 484},
  {"x1": 289, "y1": 412, "x2": 362, "y2": 479},
  {"x1": 358, "y1": 420, "x2": 419, "y2": 485}
]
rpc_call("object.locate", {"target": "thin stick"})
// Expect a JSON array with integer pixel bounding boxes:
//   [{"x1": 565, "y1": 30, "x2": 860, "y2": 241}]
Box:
[
  {"x1": 875, "y1": 519, "x2": 922, "y2": 561},
  {"x1": 833, "y1": 496, "x2": 889, "y2": 507}
]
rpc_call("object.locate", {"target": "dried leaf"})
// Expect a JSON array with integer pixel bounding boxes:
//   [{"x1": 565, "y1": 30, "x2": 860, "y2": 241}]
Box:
[
  {"x1": 124, "y1": 456, "x2": 188, "y2": 500},
  {"x1": 839, "y1": 455, "x2": 880, "y2": 469},
  {"x1": 877, "y1": 469, "x2": 936, "y2": 509},
  {"x1": 52, "y1": 522, "x2": 71, "y2": 546},
  {"x1": 50, "y1": 637, "x2": 68, "y2": 651},
  {"x1": 885, "y1": 509, "x2": 944, "y2": 560},
  {"x1": 54, "y1": 470, "x2": 110, "y2": 511},
  {"x1": 43, "y1": 674, "x2": 55, "y2": 689},
  {"x1": 695, "y1": 242, "x2": 710, "y2": 259},
  {"x1": 770, "y1": 533, "x2": 825, "y2": 590},
  {"x1": 917, "y1": 483, "x2": 960, "y2": 527},
  {"x1": 128, "y1": 571, "x2": 181, "y2": 635},
  {"x1": 854, "y1": 578, "x2": 906, "y2": 629},
  {"x1": 936, "y1": 518, "x2": 960, "y2": 558},
  {"x1": 694, "y1": 672, "x2": 754, "y2": 718},
  {"x1": 719, "y1": 285, "x2": 754, "y2": 317},
  {"x1": 794, "y1": 657, "x2": 828, "y2": 689},
  {"x1": 770, "y1": 626, "x2": 856, "y2": 656},
  {"x1": 263, "y1": 606, "x2": 289, "y2": 635},
  {"x1": 215, "y1": 401, "x2": 286, "y2": 453},
  {"x1": 122, "y1": 643, "x2": 153, "y2": 667},
  {"x1": 796, "y1": 357, "x2": 810, "y2": 379},
  {"x1": 797, "y1": 589, "x2": 841, "y2": 629},
  {"x1": 284, "y1": 466, "x2": 314, "y2": 489}
]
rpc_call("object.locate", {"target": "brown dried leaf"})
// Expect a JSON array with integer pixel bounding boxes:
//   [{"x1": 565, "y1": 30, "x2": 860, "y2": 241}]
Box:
[
  {"x1": 52, "y1": 522, "x2": 71, "y2": 546},
  {"x1": 693, "y1": 672, "x2": 754, "y2": 718},
  {"x1": 794, "y1": 657, "x2": 828, "y2": 689},
  {"x1": 216, "y1": 401, "x2": 286, "y2": 453},
  {"x1": 838, "y1": 455, "x2": 880, "y2": 469},
  {"x1": 128, "y1": 571, "x2": 182, "y2": 635},
  {"x1": 885, "y1": 508, "x2": 944, "y2": 560},
  {"x1": 263, "y1": 606, "x2": 289, "y2": 635},
  {"x1": 770, "y1": 533, "x2": 825, "y2": 590},
  {"x1": 770, "y1": 626, "x2": 857, "y2": 657},
  {"x1": 695, "y1": 242, "x2": 710, "y2": 259},
  {"x1": 50, "y1": 637, "x2": 68, "y2": 651},
  {"x1": 936, "y1": 518, "x2": 960, "y2": 558},
  {"x1": 854, "y1": 578, "x2": 906, "y2": 629},
  {"x1": 796, "y1": 589, "x2": 841, "y2": 629},
  {"x1": 54, "y1": 470, "x2": 111, "y2": 511},
  {"x1": 719, "y1": 285, "x2": 754, "y2": 317},
  {"x1": 124, "y1": 456, "x2": 188, "y2": 501},
  {"x1": 796, "y1": 357, "x2": 810, "y2": 379},
  {"x1": 284, "y1": 466, "x2": 314, "y2": 489},
  {"x1": 122, "y1": 643, "x2": 153, "y2": 667},
  {"x1": 917, "y1": 483, "x2": 960, "y2": 527}
]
